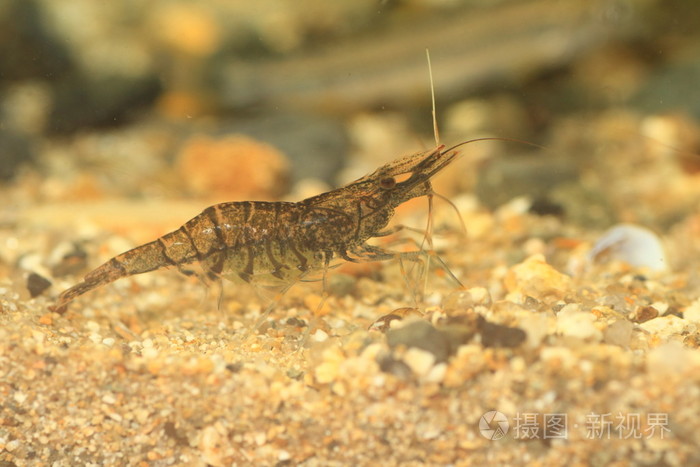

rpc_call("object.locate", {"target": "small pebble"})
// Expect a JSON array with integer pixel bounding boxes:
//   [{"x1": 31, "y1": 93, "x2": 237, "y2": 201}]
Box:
[
  {"x1": 604, "y1": 320, "x2": 634, "y2": 347},
  {"x1": 403, "y1": 347, "x2": 437, "y2": 377},
  {"x1": 478, "y1": 318, "x2": 527, "y2": 348},
  {"x1": 424, "y1": 362, "x2": 447, "y2": 384},
  {"x1": 102, "y1": 393, "x2": 117, "y2": 404},
  {"x1": 5, "y1": 439, "x2": 20, "y2": 452},
  {"x1": 588, "y1": 224, "x2": 667, "y2": 271},
  {"x1": 386, "y1": 319, "x2": 450, "y2": 363},
  {"x1": 631, "y1": 305, "x2": 659, "y2": 323},
  {"x1": 314, "y1": 346, "x2": 344, "y2": 384},
  {"x1": 556, "y1": 306, "x2": 602, "y2": 341},
  {"x1": 26, "y1": 272, "x2": 52, "y2": 298},
  {"x1": 377, "y1": 354, "x2": 413, "y2": 380},
  {"x1": 13, "y1": 391, "x2": 27, "y2": 404},
  {"x1": 311, "y1": 329, "x2": 329, "y2": 343},
  {"x1": 504, "y1": 254, "x2": 573, "y2": 301},
  {"x1": 639, "y1": 315, "x2": 690, "y2": 339},
  {"x1": 199, "y1": 425, "x2": 226, "y2": 467}
]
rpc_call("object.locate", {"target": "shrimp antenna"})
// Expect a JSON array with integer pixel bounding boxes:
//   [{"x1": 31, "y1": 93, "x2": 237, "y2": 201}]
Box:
[{"x1": 426, "y1": 48, "x2": 439, "y2": 147}]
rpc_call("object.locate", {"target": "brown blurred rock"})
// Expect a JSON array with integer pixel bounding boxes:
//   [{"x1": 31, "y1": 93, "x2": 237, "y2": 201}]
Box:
[{"x1": 175, "y1": 134, "x2": 290, "y2": 200}]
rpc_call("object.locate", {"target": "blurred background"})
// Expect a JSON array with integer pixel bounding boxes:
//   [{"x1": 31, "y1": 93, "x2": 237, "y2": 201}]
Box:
[{"x1": 2, "y1": 0, "x2": 700, "y2": 230}]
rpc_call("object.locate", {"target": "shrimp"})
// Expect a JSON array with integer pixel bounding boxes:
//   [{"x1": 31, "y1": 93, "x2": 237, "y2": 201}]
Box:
[
  {"x1": 52, "y1": 50, "x2": 511, "y2": 314},
  {"x1": 50, "y1": 140, "x2": 488, "y2": 313}
]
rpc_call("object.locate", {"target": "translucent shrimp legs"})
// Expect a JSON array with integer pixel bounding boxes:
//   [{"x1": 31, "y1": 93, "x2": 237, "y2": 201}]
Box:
[{"x1": 51, "y1": 139, "x2": 493, "y2": 313}]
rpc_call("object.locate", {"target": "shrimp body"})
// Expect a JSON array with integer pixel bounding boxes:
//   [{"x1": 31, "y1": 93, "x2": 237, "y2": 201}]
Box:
[{"x1": 52, "y1": 144, "x2": 462, "y2": 311}]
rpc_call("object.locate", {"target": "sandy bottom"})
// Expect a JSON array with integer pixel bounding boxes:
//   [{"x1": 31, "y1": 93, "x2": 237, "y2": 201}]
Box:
[{"x1": 2, "y1": 195, "x2": 700, "y2": 467}]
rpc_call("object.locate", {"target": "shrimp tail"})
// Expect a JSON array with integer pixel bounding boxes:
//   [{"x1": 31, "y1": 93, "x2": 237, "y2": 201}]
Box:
[{"x1": 51, "y1": 236, "x2": 193, "y2": 312}]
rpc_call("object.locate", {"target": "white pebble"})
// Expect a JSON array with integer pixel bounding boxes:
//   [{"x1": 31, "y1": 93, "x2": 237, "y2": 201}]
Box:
[
  {"x1": 640, "y1": 315, "x2": 690, "y2": 338},
  {"x1": 5, "y1": 439, "x2": 20, "y2": 452},
  {"x1": 424, "y1": 362, "x2": 447, "y2": 383},
  {"x1": 588, "y1": 224, "x2": 667, "y2": 271},
  {"x1": 102, "y1": 337, "x2": 115, "y2": 347},
  {"x1": 13, "y1": 391, "x2": 27, "y2": 404},
  {"x1": 254, "y1": 431, "x2": 266, "y2": 446},
  {"x1": 556, "y1": 308, "x2": 601, "y2": 341},
  {"x1": 403, "y1": 348, "x2": 436, "y2": 377},
  {"x1": 311, "y1": 329, "x2": 329, "y2": 342}
]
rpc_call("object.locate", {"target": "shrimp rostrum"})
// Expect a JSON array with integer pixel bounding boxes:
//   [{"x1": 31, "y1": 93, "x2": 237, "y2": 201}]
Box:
[{"x1": 52, "y1": 142, "x2": 470, "y2": 312}]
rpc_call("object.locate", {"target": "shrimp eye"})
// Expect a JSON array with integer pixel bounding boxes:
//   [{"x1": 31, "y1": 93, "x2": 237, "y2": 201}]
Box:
[{"x1": 379, "y1": 177, "x2": 396, "y2": 190}]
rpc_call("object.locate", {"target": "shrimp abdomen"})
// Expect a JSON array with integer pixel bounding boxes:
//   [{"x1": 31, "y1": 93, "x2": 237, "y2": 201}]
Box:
[{"x1": 51, "y1": 211, "x2": 216, "y2": 310}]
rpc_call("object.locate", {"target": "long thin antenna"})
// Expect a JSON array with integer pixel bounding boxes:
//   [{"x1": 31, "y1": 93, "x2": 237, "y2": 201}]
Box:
[
  {"x1": 426, "y1": 48, "x2": 439, "y2": 147},
  {"x1": 422, "y1": 49, "x2": 440, "y2": 293}
]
